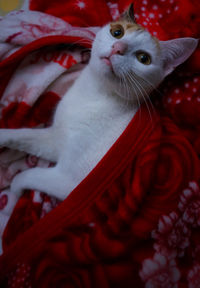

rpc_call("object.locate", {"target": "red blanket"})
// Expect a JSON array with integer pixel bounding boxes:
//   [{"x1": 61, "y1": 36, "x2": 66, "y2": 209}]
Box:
[{"x1": 0, "y1": 0, "x2": 200, "y2": 287}]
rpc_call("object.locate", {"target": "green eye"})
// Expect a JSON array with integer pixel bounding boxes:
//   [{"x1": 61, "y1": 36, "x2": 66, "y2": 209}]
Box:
[
  {"x1": 136, "y1": 52, "x2": 151, "y2": 65},
  {"x1": 110, "y1": 25, "x2": 124, "y2": 39}
]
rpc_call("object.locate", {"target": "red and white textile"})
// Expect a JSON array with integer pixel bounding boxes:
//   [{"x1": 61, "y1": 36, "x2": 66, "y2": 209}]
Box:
[{"x1": 0, "y1": 0, "x2": 199, "y2": 287}]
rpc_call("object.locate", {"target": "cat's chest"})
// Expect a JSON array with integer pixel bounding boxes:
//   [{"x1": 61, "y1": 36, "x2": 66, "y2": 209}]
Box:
[
  {"x1": 55, "y1": 87, "x2": 127, "y2": 134},
  {"x1": 51, "y1": 71, "x2": 136, "y2": 188},
  {"x1": 54, "y1": 86, "x2": 135, "y2": 165}
]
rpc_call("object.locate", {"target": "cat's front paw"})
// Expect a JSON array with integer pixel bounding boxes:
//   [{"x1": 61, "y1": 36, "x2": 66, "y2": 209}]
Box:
[
  {"x1": 0, "y1": 189, "x2": 19, "y2": 215},
  {"x1": 10, "y1": 173, "x2": 25, "y2": 198},
  {"x1": 0, "y1": 129, "x2": 9, "y2": 148}
]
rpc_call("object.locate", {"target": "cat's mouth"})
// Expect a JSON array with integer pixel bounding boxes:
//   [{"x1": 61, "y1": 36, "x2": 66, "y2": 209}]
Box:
[
  {"x1": 101, "y1": 56, "x2": 112, "y2": 67},
  {"x1": 100, "y1": 56, "x2": 115, "y2": 74}
]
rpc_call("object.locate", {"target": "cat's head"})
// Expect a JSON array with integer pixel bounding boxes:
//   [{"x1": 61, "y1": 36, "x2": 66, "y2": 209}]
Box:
[{"x1": 89, "y1": 4, "x2": 198, "y2": 101}]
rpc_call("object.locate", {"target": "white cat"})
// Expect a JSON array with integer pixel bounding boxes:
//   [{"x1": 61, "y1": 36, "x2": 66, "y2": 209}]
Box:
[{"x1": 0, "y1": 6, "x2": 198, "y2": 202}]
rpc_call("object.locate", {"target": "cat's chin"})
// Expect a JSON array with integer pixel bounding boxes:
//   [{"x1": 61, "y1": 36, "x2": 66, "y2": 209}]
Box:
[
  {"x1": 99, "y1": 57, "x2": 123, "y2": 81},
  {"x1": 89, "y1": 54, "x2": 121, "y2": 82},
  {"x1": 100, "y1": 56, "x2": 114, "y2": 73}
]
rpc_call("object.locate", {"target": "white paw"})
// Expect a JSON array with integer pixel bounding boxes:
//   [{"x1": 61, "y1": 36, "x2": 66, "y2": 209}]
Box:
[
  {"x1": 0, "y1": 212, "x2": 9, "y2": 238},
  {"x1": 10, "y1": 173, "x2": 24, "y2": 198},
  {"x1": 0, "y1": 189, "x2": 19, "y2": 215},
  {"x1": 0, "y1": 130, "x2": 8, "y2": 147}
]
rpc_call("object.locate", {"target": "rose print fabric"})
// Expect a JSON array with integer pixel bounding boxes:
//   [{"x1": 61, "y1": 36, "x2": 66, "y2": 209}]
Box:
[{"x1": 0, "y1": 0, "x2": 200, "y2": 287}]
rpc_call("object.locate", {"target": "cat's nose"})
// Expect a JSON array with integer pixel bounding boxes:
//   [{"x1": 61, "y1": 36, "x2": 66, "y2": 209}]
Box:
[{"x1": 110, "y1": 41, "x2": 128, "y2": 56}]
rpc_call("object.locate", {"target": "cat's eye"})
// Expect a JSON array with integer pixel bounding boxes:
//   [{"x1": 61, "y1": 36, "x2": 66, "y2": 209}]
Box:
[
  {"x1": 136, "y1": 52, "x2": 151, "y2": 65},
  {"x1": 110, "y1": 25, "x2": 124, "y2": 39}
]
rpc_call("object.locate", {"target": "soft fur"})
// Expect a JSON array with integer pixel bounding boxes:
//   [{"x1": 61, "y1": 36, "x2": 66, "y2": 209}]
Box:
[{"x1": 0, "y1": 8, "x2": 198, "y2": 201}]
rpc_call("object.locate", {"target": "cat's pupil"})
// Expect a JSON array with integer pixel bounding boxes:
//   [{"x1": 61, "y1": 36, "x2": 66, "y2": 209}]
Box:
[
  {"x1": 140, "y1": 54, "x2": 148, "y2": 63},
  {"x1": 114, "y1": 30, "x2": 122, "y2": 37}
]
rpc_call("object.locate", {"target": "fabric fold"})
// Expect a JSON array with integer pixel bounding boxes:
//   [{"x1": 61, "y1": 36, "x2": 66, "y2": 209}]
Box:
[{"x1": 0, "y1": 0, "x2": 200, "y2": 286}]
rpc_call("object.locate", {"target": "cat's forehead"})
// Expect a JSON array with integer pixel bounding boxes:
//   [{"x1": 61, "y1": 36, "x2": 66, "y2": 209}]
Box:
[
  {"x1": 110, "y1": 20, "x2": 160, "y2": 48},
  {"x1": 110, "y1": 20, "x2": 144, "y2": 33}
]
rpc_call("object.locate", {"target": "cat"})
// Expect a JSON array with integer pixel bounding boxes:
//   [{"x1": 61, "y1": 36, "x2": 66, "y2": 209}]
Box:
[{"x1": 0, "y1": 5, "x2": 198, "y2": 202}]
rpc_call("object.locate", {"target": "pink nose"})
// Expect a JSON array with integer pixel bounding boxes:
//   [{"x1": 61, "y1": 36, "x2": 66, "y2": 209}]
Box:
[{"x1": 110, "y1": 41, "x2": 128, "y2": 56}]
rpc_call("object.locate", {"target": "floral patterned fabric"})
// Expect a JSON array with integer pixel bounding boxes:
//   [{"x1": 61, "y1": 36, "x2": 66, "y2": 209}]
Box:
[{"x1": 0, "y1": 0, "x2": 200, "y2": 287}]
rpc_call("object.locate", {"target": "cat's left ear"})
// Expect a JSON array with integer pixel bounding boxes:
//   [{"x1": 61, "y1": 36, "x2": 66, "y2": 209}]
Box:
[
  {"x1": 121, "y1": 3, "x2": 136, "y2": 23},
  {"x1": 160, "y1": 38, "x2": 199, "y2": 76}
]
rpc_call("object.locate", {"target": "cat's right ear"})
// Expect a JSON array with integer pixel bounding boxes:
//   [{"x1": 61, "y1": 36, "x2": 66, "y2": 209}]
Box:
[
  {"x1": 160, "y1": 37, "x2": 199, "y2": 76},
  {"x1": 121, "y1": 3, "x2": 136, "y2": 23}
]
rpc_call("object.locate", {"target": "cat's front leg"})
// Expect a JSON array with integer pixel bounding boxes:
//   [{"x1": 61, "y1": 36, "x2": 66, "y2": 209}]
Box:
[
  {"x1": 0, "y1": 127, "x2": 59, "y2": 162},
  {"x1": 11, "y1": 166, "x2": 72, "y2": 200}
]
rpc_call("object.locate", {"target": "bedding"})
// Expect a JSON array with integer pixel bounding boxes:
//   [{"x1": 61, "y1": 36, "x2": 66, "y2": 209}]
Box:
[{"x1": 0, "y1": 0, "x2": 199, "y2": 286}]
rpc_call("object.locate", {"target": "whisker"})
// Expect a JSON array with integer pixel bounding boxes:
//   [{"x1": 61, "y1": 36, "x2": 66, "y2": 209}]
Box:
[
  {"x1": 126, "y1": 73, "x2": 142, "y2": 124},
  {"x1": 132, "y1": 71, "x2": 164, "y2": 98},
  {"x1": 130, "y1": 72, "x2": 156, "y2": 114},
  {"x1": 119, "y1": 72, "x2": 130, "y2": 108},
  {"x1": 126, "y1": 73, "x2": 140, "y2": 105},
  {"x1": 65, "y1": 39, "x2": 93, "y2": 48},
  {"x1": 120, "y1": 67, "x2": 139, "y2": 109},
  {"x1": 127, "y1": 71, "x2": 154, "y2": 124}
]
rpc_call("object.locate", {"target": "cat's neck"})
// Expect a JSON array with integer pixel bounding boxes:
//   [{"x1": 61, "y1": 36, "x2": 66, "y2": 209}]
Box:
[
  {"x1": 72, "y1": 64, "x2": 138, "y2": 109},
  {"x1": 77, "y1": 65, "x2": 112, "y2": 96}
]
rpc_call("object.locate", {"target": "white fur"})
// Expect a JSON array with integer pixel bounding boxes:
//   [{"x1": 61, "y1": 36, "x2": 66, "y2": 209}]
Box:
[{"x1": 0, "y1": 23, "x2": 198, "y2": 200}]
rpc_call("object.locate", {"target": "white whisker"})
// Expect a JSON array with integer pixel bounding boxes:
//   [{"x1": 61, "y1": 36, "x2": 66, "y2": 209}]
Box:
[
  {"x1": 126, "y1": 71, "x2": 154, "y2": 124},
  {"x1": 125, "y1": 73, "x2": 142, "y2": 122},
  {"x1": 130, "y1": 72, "x2": 156, "y2": 114},
  {"x1": 133, "y1": 72, "x2": 164, "y2": 98}
]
